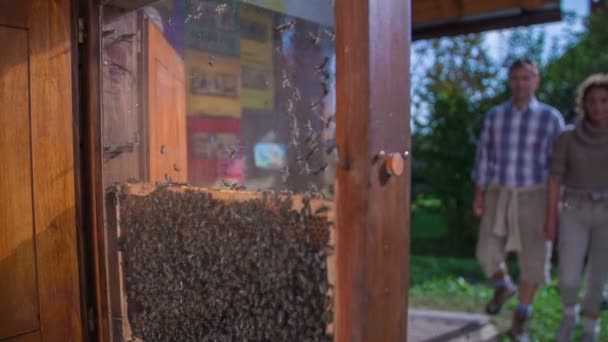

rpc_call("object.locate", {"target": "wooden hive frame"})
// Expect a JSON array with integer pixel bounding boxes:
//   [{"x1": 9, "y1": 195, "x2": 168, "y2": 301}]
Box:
[{"x1": 104, "y1": 183, "x2": 336, "y2": 341}]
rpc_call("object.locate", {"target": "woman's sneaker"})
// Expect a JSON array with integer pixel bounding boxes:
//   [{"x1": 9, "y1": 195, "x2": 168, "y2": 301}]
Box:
[
  {"x1": 508, "y1": 310, "x2": 530, "y2": 342},
  {"x1": 581, "y1": 331, "x2": 598, "y2": 342},
  {"x1": 556, "y1": 313, "x2": 578, "y2": 342}
]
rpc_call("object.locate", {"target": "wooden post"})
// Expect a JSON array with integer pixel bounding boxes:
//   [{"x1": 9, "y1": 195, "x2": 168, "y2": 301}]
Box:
[{"x1": 334, "y1": 0, "x2": 411, "y2": 341}]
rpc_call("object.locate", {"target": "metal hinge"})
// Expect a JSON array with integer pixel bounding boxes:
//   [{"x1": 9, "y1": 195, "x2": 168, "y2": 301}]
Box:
[
  {"x1": 78, "y1": 17, "x2": 86, "y2": 44},
  {"x1": 136, "y1": 29, "x2": 142, "y2": 53},
  {"x1": 88, "y1": 306, "x2": 96, "y2": 332}
]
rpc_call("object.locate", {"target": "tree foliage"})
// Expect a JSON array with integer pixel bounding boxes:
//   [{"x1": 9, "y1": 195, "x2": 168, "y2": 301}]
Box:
[{"x1": 539, "y1": 7, "x2": 608, "y2": 121}]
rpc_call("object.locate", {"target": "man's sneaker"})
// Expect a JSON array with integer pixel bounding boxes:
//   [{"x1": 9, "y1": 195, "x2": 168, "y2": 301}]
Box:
[
  {"x1": 486, "y1": 284, "x2": 517, "y2": 315},
  {"x1": 556, "y1": 313, "x2": 578, "y2": 342},
  {"x1": 508, "y1": 311, "x2": 531, "y2": 342},
  {"x1": 581, "y1": 331, "x2": 598, "y2": 342}
]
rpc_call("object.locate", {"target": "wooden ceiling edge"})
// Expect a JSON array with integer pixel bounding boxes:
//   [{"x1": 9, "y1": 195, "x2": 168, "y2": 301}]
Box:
[{"x1": 412, "y1": 7, "x2": 562, "y2": 41}]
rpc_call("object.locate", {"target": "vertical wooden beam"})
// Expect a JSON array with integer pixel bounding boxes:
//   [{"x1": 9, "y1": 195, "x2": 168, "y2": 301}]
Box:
[
  {"x1": 334, "y1": 0, "x2": 411, "y2": 341},
  {"x1": 81, "y1": 0, "x2": 111, "y2": 340},
  {"x1": 28, "y1": 0, "x2": 84, "y2": 340}
]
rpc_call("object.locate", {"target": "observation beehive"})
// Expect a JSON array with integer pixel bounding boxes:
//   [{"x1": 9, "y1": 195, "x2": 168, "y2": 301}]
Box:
[{"x1": 105, "y1": 183, "x2": 335, "y2": 341}]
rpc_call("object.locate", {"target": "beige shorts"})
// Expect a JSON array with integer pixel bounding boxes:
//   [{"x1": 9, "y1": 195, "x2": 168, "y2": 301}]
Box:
[{"x1": 476, "y1": 186, "x2": 549, "y2": 285}]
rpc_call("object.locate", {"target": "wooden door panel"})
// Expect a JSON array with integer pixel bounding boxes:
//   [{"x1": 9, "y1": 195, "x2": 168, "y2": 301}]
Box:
[
  {"x1": 147, "y1": 20, "x2": 187, "y2": 183},
  {"x1": 28, "y1": 0, "x2": 83, "y2": 340},
  {"x1": 0, "y1": 25, "x2": 40, "y2": 339},
  {"x1": 0, "y1": 0, "x2": 83, "y2": 341},
  {"x1": 0, "y1": 2, "x2": 28, "y2": 28}
]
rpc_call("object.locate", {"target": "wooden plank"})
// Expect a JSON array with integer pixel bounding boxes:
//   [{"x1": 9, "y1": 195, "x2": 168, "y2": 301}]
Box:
[
  {"x1": 461, "y1": 0, "x2": 527, "y2": 15},
  {"x1": 102, "y1": 12, "x2": 144, "y2": 185},
  {"x1": 27, "y1": 0, "x2": 83, "y2": 341},
  {"x1": 146, "y1": 20, "x2": 187, "y2": 183},
  {"x1": 82, "y1": 0, "x2": 111, "y2": 339},
  {"x1": 334, "y1": 0, "x2": 410, "y2": 341},
  {"x1": 123, "y1": 183, "x2": 332, "y2": 214},
  {"x1": 103, "y1": 190, "x2": 138, "y2": 342},
  {"x1": 2, "y1": 331, "x2": 42, "y2": 342},
  {"x1": 105, "y1": 0, "x2": 157, "y2": 11},
  {"x1": 0, "y1": 1, "x2": 28, "y2": 28},
  {"x1": 412, "y1": 0, "x2": 559, "y2": 25},
  {"x1": 413, "y1": 7, "x2": 561, "y2": 40},
  {"x1": 0, "y1": 26, "x2": 40, "y2": 340}
]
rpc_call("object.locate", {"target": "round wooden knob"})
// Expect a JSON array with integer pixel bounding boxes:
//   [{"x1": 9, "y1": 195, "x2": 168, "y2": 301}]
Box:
[{"x1": 385, "y1": 153, "x2": 404, "y2": 176}]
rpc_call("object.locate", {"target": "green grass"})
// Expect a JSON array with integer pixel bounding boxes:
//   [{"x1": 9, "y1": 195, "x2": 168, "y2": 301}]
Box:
[{"x1": 409, "y1": 256, "x2": 608, "y2": 341}]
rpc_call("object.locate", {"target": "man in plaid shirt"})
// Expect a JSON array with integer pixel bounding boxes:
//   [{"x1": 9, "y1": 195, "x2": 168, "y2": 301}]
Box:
[{"x1": 472, "y1": 58, "x2": 564, "y2": 341}]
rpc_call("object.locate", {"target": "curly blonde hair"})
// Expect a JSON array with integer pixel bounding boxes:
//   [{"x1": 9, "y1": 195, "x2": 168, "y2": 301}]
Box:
[{"x1": 576, "y1": 73, "x2": 608, "y2": 117}]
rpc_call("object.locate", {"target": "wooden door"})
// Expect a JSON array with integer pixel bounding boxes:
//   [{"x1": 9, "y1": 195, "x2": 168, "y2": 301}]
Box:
[
  {"x1": 0, "y1": 1, "x2": 83, "y2": 341},
  {"x1": 146, "y1": 20, "x2": 187, "y2": 183}
]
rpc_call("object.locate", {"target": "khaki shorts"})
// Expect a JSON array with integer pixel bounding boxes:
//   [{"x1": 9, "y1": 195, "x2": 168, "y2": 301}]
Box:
[{"x1": 476, "y1": 186, "x2": 549, "y2": 285}]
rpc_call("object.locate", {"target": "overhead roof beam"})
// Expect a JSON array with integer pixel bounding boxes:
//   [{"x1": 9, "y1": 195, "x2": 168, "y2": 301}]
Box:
[{"x1": 412, "y1": 6, "x2": 562, "y2": 41}]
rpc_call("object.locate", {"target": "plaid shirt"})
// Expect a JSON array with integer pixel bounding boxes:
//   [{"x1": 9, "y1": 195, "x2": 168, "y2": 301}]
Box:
[{"x1": 473, "y1": 98, "x2": 565, "y2": 188}]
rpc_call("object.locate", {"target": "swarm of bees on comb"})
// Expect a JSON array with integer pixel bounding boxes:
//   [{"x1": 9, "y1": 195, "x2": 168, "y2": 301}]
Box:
[{"x1": 118, "y1": 187, "x2": 333, "y2": 341}]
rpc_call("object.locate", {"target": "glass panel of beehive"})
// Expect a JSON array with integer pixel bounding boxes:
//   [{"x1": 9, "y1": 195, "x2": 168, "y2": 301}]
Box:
[{"x1": 100, "y1": 1, "x2": 336, "y2": 340}]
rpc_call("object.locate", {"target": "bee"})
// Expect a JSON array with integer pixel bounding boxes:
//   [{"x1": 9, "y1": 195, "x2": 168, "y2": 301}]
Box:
[
  {"x1": 305, "y1": 145, "x2": 320, "y2": 160},
  {"x1": 325, "y1": 139, "x2": 337, "y2": 155},
  {"x1": 102, "y1": 29, "x2": 115, "y2": 38},
  {"x1": 208, "y1": 55, "x2": 215, "y2": 67},
  {"x1": 160, "y1": 145, "x2": 166, "y2": 154},
  {"x1": 308, "y1": 31, "x2": 321, "y2": 46},
  {"x1": 314, "y1": 205, "x2": 330, "y2": 215},
  {"x1": 282, "y1": 72, "x2": 292, "y2": 89},
  {"x1": 324, "y1": 29, "x2": 336, "y2": 41},
  {"x1": 112, "y1": 32, "x2": 136, "y2": 43},
  {"x1": 105, "y1": 62, "x2": 132, "y2": 75},
  {"x1": 300, "y1": 162, "x2": 311, "y2": 175},
  {"x1": 318, "y1": 69, "x2": 331, "y2": 81},
  {"x1": 293, "y1": 87, "x2": 302, "y2": 102},
  {"x1": 321, "y1": 81, "x2": 330, "y2": 96},
  {"x1": 281, "y1": 165, "x2": 290, "y2": 184},
  {"x1": 304, "y1": 131, "x2": 316, "y2": 145},
  {"x1": 215, "y1": 3, "x2": 228, "y2": 14},
  {"x1": 230, "y1": 182, "x2": 246, "y2": 191},
  {"x1": 173, "y1": 163, "x2": 181, "y2": 172},
  {"x1": 224, "y1": 145, "x2": 244, "y2": 159},
  {"x1": 312, "y1": 163, "x2": 328, "y2": 176},
  {"x1": 325, "y1": 115, "x2": 335, "y2": 128},
  {"x1": 286, "y1": 98, "x2": 294, "y2": 113},
  {"x1": 305, "y1": 120, "x2": 314, "y2": 133},
  {"x1": 275, "y1": 19, "x2": 296, "y2": 33},
  {"x1": 317, "y1": 56, "x2": 330, "y2": 71}
]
